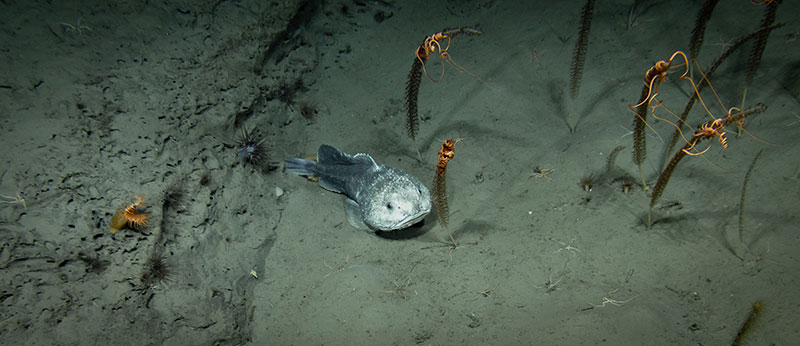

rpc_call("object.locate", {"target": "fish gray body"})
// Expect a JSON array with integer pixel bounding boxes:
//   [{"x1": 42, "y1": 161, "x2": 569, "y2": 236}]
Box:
[{"x1": 286, "y1": 145, "x2": 431, "y2": 232}]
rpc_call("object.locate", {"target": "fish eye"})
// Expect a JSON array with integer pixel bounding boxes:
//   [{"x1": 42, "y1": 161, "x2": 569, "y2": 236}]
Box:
[{"x1": 386, "y1": 202, "x2": 393, "y2": 210}]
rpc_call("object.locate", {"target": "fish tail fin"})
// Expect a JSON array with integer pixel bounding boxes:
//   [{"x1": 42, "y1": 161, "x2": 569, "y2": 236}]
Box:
[{"x1": 285, "y1": 157, "x2": 319, "y2": 176}]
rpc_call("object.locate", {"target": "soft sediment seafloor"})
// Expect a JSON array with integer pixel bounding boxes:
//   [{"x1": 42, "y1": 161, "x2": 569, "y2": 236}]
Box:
[{"x1": 1, "y1": 1, "x2": 799, "y2": 345}]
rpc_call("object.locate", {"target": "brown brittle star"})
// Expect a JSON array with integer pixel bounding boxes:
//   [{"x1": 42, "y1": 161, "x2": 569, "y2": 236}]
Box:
[
  {"x1": 58, "y1": 17, "x2": 92, "y2": 36},
  {"x1": 553, "y1": 237, "x2": 581, "y2": 257},
  {"x1": 589, "y1": 295, "x2": 638, "y2": 308},
  {"x1": 530, "y1": 166, "x2": 554, "y2": 180},
  {"x1": 712, "y1": 37, "x2": 736, "y2": 55},
  {"x1": 785, "y1": 113, "x2": 800, "y2": 127},
  {"x1": 588, "y1": 289, "x2": 639, "y2": 308},
  {"x1": 533, "y1": 276, "x2": 563, "y2": 293},
  {"x1": 469, "y1": 282, "x2": 501, "y2": 301},
  {"x1": 528, "y1": 48, "x2": 541, "y2": 63},
  {"x1": 1, "y1": 192, "x2": 26, "y2": 210},
  {"x1": 382, "y1": 277, "x2": 417, "y2": 299},
  {"x1": 323, "y1": 255, "x2": 351, "y2": 278},
  {"x1": 618, "y1": 124, "x2": 634, "y2": 139}
]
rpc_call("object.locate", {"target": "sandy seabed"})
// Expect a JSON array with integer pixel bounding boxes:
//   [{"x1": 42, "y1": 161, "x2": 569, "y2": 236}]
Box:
[{"x1": 1, "y1": 0, "x2": 799, "y2": 345}]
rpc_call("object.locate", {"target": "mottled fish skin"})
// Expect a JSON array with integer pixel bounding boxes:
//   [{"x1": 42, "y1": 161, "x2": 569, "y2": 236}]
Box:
[{"x1": 286, "y1": 145, "x2": 431, "y2": 232}]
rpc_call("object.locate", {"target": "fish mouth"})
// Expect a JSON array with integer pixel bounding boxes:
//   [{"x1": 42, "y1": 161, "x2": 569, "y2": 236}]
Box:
[{"x1": 390, "y1": 210, "x2": 428, "y2": 230}]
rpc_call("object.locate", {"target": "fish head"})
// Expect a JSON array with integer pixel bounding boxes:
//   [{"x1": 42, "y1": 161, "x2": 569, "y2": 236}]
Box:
[{"x1": 362, "y1": 174, "x2": 431, "y2": 231}]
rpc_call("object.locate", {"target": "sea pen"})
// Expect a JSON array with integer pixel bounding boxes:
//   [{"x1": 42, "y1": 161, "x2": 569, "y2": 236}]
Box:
[
  {"x1": 648, "y1": 104, "x2": 766, "y2": 228},
  {"x1": 406, "y1": 27, "x2": 481, "y2": 161},
  {"x1": 732, "y1": 300, "x2": 763, "y2": 346},
  {"x1": 742, "y1": 0, "x2": 781, "y2": 110},
  {"x1": 739, "y1": 150, "x2": 762, "y2": 248},
  {"x1": 688, "y1": 0, "x2": 720, "y2": 60},
  {"x1": 406, "y1": 51, "x2": 423, "y2": 161},
  {"x1": 433, "y1": 139, "x2": 457, "y2": 248},
  {"x1": 664, "y1": 24, "x2": 783, "y2": 160},
  {"x1": 569, "y1": 0, "x2": 595, "y2": 99},
  {"x1": 565, "y1": 0, "x2": 595, "y2": 132}
]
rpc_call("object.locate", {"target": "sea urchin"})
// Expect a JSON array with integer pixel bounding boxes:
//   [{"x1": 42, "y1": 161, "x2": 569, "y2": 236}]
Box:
[
  {"x1": 235, "y1": 127, "x2": 269, "y2": 169},
  {"x1": 140, "y1": 253, "x2": 171, "y2": 286}
]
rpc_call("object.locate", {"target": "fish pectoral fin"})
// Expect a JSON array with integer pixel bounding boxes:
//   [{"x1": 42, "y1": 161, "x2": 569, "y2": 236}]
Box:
[
  {"x1": 318, "y1": 176, "x2": 345, "y2": 193},
  {"x1": 345, "y1": 198, "x2": 370, "y2": 231}
]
